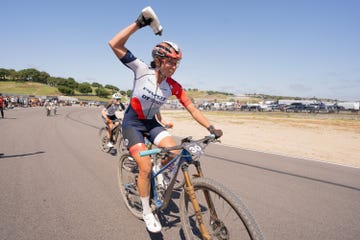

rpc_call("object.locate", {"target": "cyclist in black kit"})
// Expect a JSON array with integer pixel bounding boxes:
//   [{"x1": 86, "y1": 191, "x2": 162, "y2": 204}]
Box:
[{"x1": 101, "y1": 92, "x2": 125, "y2": 148}]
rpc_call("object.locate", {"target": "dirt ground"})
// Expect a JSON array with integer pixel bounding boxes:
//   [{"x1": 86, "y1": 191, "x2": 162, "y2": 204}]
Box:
[{"x1": 161, "y1": 110, "x2": 360, "y2": 168}]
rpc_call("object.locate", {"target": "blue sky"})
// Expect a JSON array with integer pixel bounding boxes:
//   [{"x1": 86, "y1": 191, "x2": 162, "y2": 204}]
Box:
[{"x1": 1, "y1": 0, "x2": 359, "y2": 101}]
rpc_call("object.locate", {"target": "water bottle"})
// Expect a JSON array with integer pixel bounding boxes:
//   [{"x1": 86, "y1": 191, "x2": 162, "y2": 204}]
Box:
[{"x1": 141, "y1": 6, "x2": 163, "y2": 35}]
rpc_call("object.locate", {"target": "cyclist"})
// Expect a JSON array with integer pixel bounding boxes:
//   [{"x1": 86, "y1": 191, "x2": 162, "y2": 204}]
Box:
[
  {"x1": 0, "y1": 93, "x2": 4, "y2": 118},
  {"x1": 109, "y1": 8, "x2": 223, "y2": 233},
  {"x1": 101, "y1": 92, "x2": 125, "y2": 148},
  {"x1": 44, "y1": 99, "x2": 52, "y2": 116}
]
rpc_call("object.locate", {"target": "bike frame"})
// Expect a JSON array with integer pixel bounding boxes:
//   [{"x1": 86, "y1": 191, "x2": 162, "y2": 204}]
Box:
[
  {"x1": 148, "y1": 149, "x2": 188, "y2": 209},
  {"x1": 140, "y1": 142, "x2": 217, "y2": 239}
]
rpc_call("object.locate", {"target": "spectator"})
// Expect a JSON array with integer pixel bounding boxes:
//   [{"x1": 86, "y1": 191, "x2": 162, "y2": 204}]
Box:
[{"x1": 0, "y1": 93, "x2": 4, "y2": 118}]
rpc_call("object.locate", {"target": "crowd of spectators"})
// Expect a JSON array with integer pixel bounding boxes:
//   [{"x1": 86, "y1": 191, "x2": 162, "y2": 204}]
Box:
[{"x1": 0, "y1": 94, "x2": 62, "y2": 109}]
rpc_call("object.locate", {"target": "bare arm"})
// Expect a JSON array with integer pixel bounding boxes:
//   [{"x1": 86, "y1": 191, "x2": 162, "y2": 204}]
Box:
[
  {"x1": 101, "y1": 108, "x2": 108, "y2": 119},
  {"x1": 185, "y1": 103, "x2": 211, "y2": 129},
  {"x1": 108, "y1": 22, "x2": 139, "y2": 60},
  {"x1": 156, "y1": 112, "x2": 173, "y2": 128},
  {"x1": 185, "y1": 103, "x2": 223, "y2": 138}
]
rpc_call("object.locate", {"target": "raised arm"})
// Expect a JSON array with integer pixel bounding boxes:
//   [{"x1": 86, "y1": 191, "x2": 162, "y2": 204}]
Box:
[
  {"x1": 108, "y1": 23, "x2": 139, "y2": 60},
  {"x1": 109, "y1": 6, "x2": 162, "y2": 60}
]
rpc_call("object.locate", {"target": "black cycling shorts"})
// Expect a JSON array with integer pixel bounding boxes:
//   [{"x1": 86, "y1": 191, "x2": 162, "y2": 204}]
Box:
[{"x1": 122, "y1": 111, "x2": 166, "y2": 149}]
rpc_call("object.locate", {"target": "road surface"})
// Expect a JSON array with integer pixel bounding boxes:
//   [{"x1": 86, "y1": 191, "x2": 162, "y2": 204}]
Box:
[{"x1": 1, "y1": 106, "x2": 359, "y2": 239}]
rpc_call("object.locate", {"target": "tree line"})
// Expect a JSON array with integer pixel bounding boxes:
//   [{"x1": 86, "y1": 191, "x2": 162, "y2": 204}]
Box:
[
  {"x1": 0, "y1": 68, "x2": 239, "y2": 100},
  {"x1": 0, "y1": 68, "x2": 129, "y2": 98}
]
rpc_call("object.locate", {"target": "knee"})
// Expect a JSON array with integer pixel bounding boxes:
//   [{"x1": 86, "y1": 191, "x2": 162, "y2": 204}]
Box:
[
  {"x1": 129, "y1": 143, "x2": 152, "y2": 177},
  {"x1": 137, "y1": 158, "x2": 152, "y2": 180}
]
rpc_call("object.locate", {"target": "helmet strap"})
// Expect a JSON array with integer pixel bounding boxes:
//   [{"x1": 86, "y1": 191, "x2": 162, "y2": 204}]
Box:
[{"x1": 155, "y1": 58, "x2": 168, "y2": 80}]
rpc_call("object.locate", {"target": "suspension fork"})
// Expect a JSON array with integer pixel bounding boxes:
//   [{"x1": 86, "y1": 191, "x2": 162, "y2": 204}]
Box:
[
  {"x1": 182, "y1": 163, "x2": 211, "y2": 240},
  {"x1": 193, "y1": 161, "x2": 220, "y2": 227}
]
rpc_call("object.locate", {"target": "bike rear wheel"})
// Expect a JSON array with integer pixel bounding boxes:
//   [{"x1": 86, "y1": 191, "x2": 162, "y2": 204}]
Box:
[
  {"x1": 117, "y1": 154, "x2": 143, "y2": 219},
  {"x1": 179, "y1": 177, "x2": 264, "y2": 240},
  {"x1": 99, "y1": 127, "x2": 111, "y2": 153}
]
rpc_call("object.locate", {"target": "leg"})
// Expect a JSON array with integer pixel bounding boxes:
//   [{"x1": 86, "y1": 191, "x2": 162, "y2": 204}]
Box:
[
  {"x1": 107, "y1": 121, "x2": 113, "y2": 140},
  {"x1": 129, "y1": 143, "x2": 162, "y2": 233},
  {"x1": 129, "y1": 143, "x2": 152, "y2": 199},
  {"x1": 156, "y1": 135, "x2": 179, "y2": 166},
  {"x1": 106, "y1": 121, "x2": 115, "y2": 148}
]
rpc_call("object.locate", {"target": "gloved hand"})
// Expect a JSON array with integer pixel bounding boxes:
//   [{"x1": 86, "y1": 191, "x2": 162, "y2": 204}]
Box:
[
  {"x1": 135, "y1": 10, "x2": 152, "y2": 28},
  {"x1": 207, "y1": 125, "x2": 223, "y2": 139},
  {"x1": 135, "y1": 6, "x2": 163, "y2": 35}
]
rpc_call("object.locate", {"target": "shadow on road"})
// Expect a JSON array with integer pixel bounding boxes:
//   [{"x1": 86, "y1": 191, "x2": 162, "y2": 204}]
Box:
[
  {"x1": 0, "y1": 151, "x2": 45, "y2": 159},
  {"x1": 147, "y1": 190, "x2": 187, "y2": 240}
]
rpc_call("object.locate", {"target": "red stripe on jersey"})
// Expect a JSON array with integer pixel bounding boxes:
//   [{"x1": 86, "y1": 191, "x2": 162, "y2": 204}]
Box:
[
  {"x1": 166, "y1": 78, "x2": 192, "y2": 107},
  {"x1": 131, "y1": 97, "x2": 146, "y2": 119}
]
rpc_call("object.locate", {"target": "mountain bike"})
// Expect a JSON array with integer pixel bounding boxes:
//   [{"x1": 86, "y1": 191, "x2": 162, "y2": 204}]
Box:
[
  {"x1": 142, "y1": 132, "x2": 186, "y2": 190},
  {"x1": 118, "y1": 135, "x2": 264, "y2": 240},
  {"x1": 99, "y1": 118, "x2": 127, "y2": 154}
]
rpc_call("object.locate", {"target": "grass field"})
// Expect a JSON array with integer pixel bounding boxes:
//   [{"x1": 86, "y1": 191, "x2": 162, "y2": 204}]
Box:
[
  {"x1": 0, "y1": 81, "x2": 242, "y2": 102},
  {"x1": 0, "y1": 81, "x2": 60, "y2": 96},
  {"x1": 0, "y1": 81, "x2": 109, "y2": 101}
]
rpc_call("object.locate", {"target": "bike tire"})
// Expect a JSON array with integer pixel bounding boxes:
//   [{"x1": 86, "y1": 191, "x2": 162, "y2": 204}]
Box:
[
  {"x1": 99, "y1": 127, "x2": 111, "y2": 153},
  {"x1": 116, "y1": 136, "x2": 129, "y2": 156},
  {"x1": 179, "y1": 177, "x2": 264, "y2": 240},
  {"x1": 117, "y1": 154, "x2": 143, "y2": 219}
]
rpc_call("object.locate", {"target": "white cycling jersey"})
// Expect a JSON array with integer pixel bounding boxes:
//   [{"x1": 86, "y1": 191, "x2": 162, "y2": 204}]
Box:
[
  {"x1": 120, "y1": 50, "x2": 191, "y2": 120},
  {"x1": 103, "y1": 103, "x2": 120, "y2": 116}
]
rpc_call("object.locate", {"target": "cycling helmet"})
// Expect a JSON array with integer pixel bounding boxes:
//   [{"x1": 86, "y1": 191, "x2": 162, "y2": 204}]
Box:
[
  {"x1": 152, "y1": 41, "x2": 182, "y2": 60},
  {"x1": 112, "y1": 92, "x2": 122, "y2": 100}
]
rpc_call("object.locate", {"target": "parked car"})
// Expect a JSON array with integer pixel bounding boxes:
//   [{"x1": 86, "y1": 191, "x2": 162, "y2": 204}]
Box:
[
  {"x1": 285, "y1": 103, "x2": 307, "y2": 112},
  {"x1": 199, "y1": 101, "x2": 211, "y2": 110}
]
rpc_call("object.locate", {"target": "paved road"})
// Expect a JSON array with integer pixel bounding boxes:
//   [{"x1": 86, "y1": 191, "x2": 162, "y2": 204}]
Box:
[{"x1": 1, "y1": 106, "x2": 359, "y2": 240}]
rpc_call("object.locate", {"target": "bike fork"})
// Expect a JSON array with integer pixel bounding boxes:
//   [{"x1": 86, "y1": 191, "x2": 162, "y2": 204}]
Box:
[
  {"x1": 193, "y1": 162, "x2": 219, "y2": 223},
  {"x1": 183, "y1": 164, "x2": 211, "y2": 240}
]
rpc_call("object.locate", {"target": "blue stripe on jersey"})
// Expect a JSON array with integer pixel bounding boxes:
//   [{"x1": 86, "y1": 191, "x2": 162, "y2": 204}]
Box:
[{"x1": 120, "y1": 50, "x2": 136, "y2": 64}]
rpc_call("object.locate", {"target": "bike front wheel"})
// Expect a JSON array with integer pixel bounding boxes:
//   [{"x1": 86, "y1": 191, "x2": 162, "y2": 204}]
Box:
[
  {"x1": 179, "y1": 177, "x2": 264, "y2": 240},
  {"x1": 116, "y1": 136, "x2": 129, "y2": 156},
  {"x1": 99, "y1": 127, "x2": 111, "y2": 153},
  {"x1": 117, "y1": 154, "x2": 143, "y2": 219}
]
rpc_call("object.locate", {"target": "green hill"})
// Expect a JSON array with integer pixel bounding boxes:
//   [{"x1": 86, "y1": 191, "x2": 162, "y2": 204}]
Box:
[
  {"x1": 0, "y1": 81, "x2": 238, "y2": 102},
  {"x1": 0, "y1": 81, "x2": 60, "y2": 96},
  {"x1": 0, "y1": 81, "x2": 110, "y2": 101}
]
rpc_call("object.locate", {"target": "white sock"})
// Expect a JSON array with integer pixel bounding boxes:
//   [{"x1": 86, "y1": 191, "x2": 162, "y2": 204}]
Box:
[{"x1": 140, "y1": 196, "x2": 152, "y2": 215}]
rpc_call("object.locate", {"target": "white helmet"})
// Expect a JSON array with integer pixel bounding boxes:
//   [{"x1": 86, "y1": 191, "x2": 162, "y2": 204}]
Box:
[{"x1": 112, "y1": 92, "x2": 122, "y2": 100}]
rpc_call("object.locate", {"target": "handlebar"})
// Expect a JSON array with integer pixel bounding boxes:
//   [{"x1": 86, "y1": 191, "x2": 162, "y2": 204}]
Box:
[
  {"x1": 139, "y1": 148, "x2": 161, "y2": 157},
  {"x1": 139, "y1": 134, "x2": 217, "y2": 157}
]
